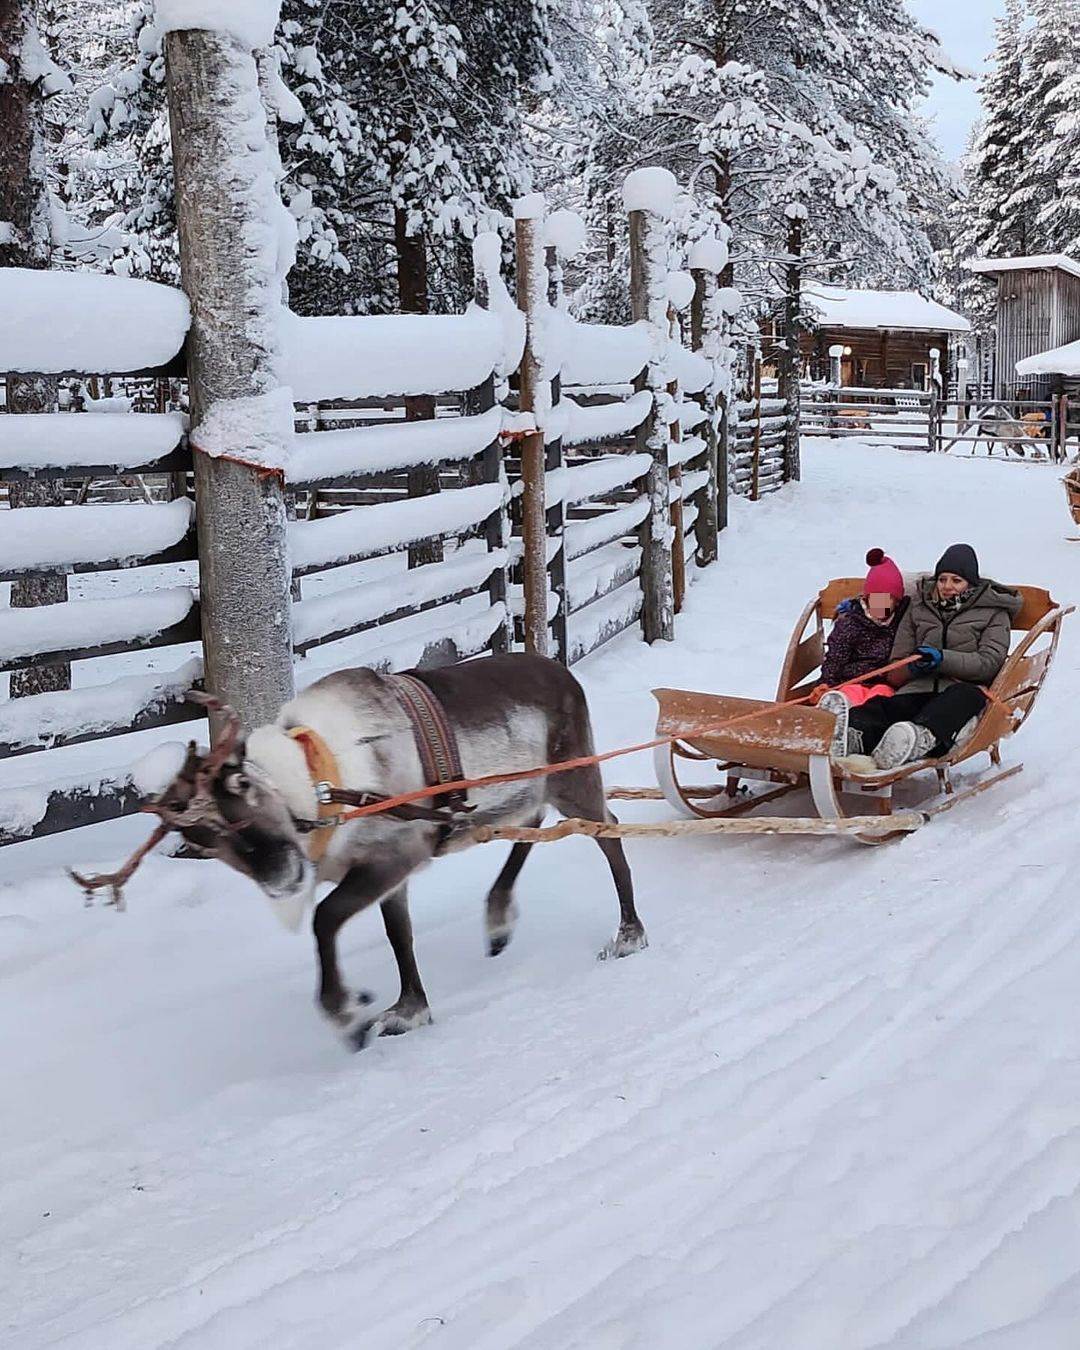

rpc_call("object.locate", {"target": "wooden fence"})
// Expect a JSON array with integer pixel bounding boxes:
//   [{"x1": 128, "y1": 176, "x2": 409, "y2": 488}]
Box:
[
  {"x1": 0, "y1": 188, "x2": 798, "y2": 849},
  {"x1": 801, "y1": 384, "x2": 936, "y2": 451},
  {"x1": 801, "y1": 383, "x2": 1079, "y2": 461}
]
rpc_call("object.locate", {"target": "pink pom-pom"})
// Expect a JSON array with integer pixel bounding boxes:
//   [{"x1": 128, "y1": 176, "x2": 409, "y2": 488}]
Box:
[{"x1": 865, "y1": 548, "x2": 885, "y2": 566}]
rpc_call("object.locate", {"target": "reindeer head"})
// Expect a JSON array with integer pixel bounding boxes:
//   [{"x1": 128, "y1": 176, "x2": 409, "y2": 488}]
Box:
[{"x1": 73, "y1": 693, "x2": 316, "y2": 931}]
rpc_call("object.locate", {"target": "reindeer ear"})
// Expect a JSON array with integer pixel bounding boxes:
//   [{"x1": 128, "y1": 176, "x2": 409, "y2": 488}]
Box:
[{"x1": 177, "y1": 741, "x2": 202, "y2": 780}]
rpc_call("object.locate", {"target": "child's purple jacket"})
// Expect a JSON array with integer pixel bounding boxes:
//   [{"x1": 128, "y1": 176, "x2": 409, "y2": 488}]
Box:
[{"x1": 821, "y1": 598, "x2": 909, "y2": 686}]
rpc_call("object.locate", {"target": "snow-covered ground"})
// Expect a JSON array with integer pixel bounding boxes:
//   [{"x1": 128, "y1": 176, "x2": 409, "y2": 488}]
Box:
[{"x1": 4, "y1": 439, "x2": 1080, "y2": 1349}]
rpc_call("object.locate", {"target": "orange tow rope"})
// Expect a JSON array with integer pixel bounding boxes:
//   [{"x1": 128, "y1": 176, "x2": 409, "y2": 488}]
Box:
[{"x1": 331, "y1": 653, "x2": 984, "y2": 825}]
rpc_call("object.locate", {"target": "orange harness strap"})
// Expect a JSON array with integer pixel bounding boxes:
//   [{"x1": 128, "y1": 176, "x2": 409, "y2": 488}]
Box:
[{"x1": 287, "y1": 726, "x2": 342, "y2": 862}]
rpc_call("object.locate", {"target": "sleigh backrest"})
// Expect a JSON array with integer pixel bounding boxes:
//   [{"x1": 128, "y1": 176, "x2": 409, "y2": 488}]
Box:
[{"x1": 777, "y1": 580, "x2": 1066, "y2": 705}]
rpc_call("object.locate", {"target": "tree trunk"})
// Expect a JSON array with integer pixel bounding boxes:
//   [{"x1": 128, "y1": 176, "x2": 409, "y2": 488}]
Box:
[
  {"x1": 1, "y1": 0, "x2": 70, "y2": 697},
  {"x1": 394, "y1": 207, "x2": 443, "y2": 569},
  {"x1": 779, "y1": 213, "x2": 802, "y2": 483},
  {"x1": 164, "y1": 28, "x2": 295, "y2": 734},
  {"x1": 690, "y1": 266, "x2": 721, "y2": 562},
  {"x1": 628, "y1": 207, "x2": 675, "y2": 644},
  {"x1": 515, "y1": 210, "x2": 550, "y2": 657},
  {"x1": 544, "y1": 244, "x2": 568, "y2": 663}
]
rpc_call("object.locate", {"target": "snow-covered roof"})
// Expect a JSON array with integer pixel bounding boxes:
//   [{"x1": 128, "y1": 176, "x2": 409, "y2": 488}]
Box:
[
  {"x1": 1015, "y1": 339, "x2": 1080, "y2": 378},
  {"x1": 969, "y1": 253, "x2": 1080, "y2": 281},
  {"x1": 805, "y1": 285, "x2": 970, "y2": 334}
]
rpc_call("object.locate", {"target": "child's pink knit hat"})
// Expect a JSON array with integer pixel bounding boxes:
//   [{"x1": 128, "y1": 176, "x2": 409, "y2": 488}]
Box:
[{"x1": 864, "y1": 548, "x2": 904, "y2": 600}]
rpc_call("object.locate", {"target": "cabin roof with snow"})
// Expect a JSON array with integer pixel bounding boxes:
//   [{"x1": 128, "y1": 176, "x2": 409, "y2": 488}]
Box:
[
  {"x1": 970, "y1": 254, "x2": 1080, "y2": 282},
  {"x1": 804, "y1": 285, "x2": 970, "y2": 334},
  {"x1": 1015, "y1": 338, "x2": 1080, "y2": 379}
]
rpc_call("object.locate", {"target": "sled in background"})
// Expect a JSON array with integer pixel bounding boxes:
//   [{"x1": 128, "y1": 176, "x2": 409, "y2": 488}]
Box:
[
  {"x1": 653, "y1": 578, "x2": 1072, "y2": 846},
  {"x1": 1063, "y1": 466, "x2": 1080, "y2": 540}
]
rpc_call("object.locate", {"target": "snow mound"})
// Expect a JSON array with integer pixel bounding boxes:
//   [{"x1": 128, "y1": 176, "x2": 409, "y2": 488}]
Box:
[
  {"x1": 284, "y1": 310, "x2": 507, "y2": 401},
  {"x1": 622, "y1": 167, "x2": 679, "y2": 218},
  {"x1": 0, "y1": 269, "x2": 189, "y2": 374},
  {"x1": 667, "y1": 271, "x2": 696, "y2": 311},
  {"x1": 0, "y1": 413, "x2": 184, "y2": 473},
  {"x1": 155, "y1": 0, "x2": 280, "y2": 49},
  {"x1": 512, "y1": 192, "x2": 546, "y2": 221},
  {"x1": 688, "y1": 234, "x2": 729, "y2": 273},
  {"x1": 545, "y1": 209, "x2": 588, "y2": 259}
]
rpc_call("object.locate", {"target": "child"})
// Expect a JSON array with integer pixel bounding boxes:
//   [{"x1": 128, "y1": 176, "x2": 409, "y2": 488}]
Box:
[{"x1": 818, "y1": 549, "x2": 908, "y2": 708}]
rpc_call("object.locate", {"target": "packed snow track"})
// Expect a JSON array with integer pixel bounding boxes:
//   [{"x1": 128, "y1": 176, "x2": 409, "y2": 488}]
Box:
[{"x1": 3, "y1": 440, "x2": 1080, "y2": 1349}]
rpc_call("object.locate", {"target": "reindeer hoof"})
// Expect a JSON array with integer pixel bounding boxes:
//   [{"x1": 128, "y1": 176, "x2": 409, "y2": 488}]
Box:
[
  {"x1": 485, "y1": 897, "x2": 518, "y2": 958},
  {"x1": 597, "y1": 925, "x2": 648, "y2": 962},
  {"x1": 488, "y1": 931, "x2": 512, "y2": 958},
  {"x1": 345, "y1": 1003, "x2": 433, "y2": 1052}
]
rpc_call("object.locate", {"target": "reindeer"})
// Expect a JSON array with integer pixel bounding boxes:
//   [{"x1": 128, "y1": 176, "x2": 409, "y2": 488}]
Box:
[{"x1": 74, "y1": 654, "x2": 647, "y2": 1050}]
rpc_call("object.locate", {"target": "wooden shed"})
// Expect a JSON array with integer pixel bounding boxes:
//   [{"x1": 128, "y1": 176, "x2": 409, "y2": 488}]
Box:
[
  {"x1": 799, "y1": 285, "x2": 970, "y2": 390},
  {"x1": 970, "y1": 254, "x2": 1080, "y2": 399}
]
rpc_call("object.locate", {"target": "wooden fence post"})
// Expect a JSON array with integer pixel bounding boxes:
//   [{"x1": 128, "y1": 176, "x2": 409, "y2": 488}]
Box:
[
  {"x1": 690, "y1": 242, "x2": 726, "y2": 562},
  {"x1": 750, "y1": 354, "x2": 763, "y2": 501},
  {"x1": 468, "y1": 233, "x2": 511, "y2": 653},
  {"x1": 667, "y1": 304, "x2": 686, "y2": 613},
  {"x1": 0, "y1": 0, "x2": 70, "y2": 698},
  {"x1": 778, "y1": 212, "x2": 803, "y2": 482},
  {"x1": 545, "y1": 242, "x2": 569, "y2": 663},
  {"x1": 828, "y1": 344, "x2": 843, "y2": 434},
  {"x1": 626, "y1": 171, "x2": 676, "y2": 644},
  {"x1": 393, "y1": 217, "x2": 443, "y2": 568},
  {"x1": 514, "y1": 196, "x2": 550, "y2": 656},
  {"x1": 163, "y1": 23, "x2": 295, "y2": 731},
  {"x1": 1058, "y1": 391, "x2": 1070, "y2": 464},
  {"x1": 928, "y1": 347, "x2": 941, "y2": 453}
]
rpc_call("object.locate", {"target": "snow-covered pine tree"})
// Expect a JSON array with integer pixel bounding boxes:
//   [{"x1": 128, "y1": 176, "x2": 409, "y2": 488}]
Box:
[
  {"x1": 963, "y1": 0, "x2": 1034, "y2": 262},
  {"x1": 1029, "y1": 0, "x2": 1080, "y2": 255},
  {"x1": 291, "y1": 0, "x2": 556, "y2": 316},
  {"x1": 532, "y1": 0, "x2": 653, "y2": 323},
  {"x1": 819, "y1": 0, "x2": 959, "y2": 288},
  {"x1": 601, "y1": 0, "x2": 952, "y2": 311}
]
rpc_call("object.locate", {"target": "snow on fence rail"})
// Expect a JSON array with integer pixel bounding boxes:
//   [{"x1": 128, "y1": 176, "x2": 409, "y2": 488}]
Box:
[
  {"x1": 0, "y1": 271, "x2": 204, "y2": 846},
  {"x1": 284, "y1": 318, "x2": 511, "y2": 673}
]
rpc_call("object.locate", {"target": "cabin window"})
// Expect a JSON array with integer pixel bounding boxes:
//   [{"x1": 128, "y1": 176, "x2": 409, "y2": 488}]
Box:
[{"x1": 911, "y1": 363, "x2": 928, "y2": 390}]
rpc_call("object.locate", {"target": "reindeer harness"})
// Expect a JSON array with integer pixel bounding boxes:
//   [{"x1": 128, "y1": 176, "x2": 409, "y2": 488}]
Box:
[{"x1": 288, "y1": 673, "x2": 471, "y2": 861}]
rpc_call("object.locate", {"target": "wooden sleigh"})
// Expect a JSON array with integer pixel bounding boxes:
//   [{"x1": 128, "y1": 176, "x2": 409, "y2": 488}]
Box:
[
  {"x1": 653, "y1": 580, "x2": 1072, "y2": 845},
  {"x1": 1063, "y1": 467, "x2": 1080, "y2": 539}
]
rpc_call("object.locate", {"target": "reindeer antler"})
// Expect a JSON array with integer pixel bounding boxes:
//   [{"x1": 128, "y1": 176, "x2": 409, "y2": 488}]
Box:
[
  {"x1": 185, "y1": 690, "x2": 243, "y2": 772},
  {"x1": 69, "y1": 821, "x2": 172, "y2": 911},
  {"x1": 70, "y1": 691, "x2": 246, "y2": 911}
]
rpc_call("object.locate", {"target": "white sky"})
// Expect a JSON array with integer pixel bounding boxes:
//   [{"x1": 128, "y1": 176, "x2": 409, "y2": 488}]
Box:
[{"x1": 906, "y1": 0, "x2": 1007, "y2": 161}]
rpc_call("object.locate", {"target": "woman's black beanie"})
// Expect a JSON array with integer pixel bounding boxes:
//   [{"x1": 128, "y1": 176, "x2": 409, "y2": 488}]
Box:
[{"x1": 934, "y1": 543, "x2": 980, "y2": 586}]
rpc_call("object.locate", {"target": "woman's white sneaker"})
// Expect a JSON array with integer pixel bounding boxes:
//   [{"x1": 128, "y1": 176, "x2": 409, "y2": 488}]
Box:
[{"x1": 872, "y1": 721, "x2": 936, "y2": 770}]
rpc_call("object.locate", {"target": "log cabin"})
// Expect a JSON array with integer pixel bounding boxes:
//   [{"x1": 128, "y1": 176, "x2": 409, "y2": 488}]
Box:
[
  {"x1": 797, "y1": 285, "x2": 970, "y2": 390},
  {"x1": 969, "y1": 254, "x2": 1080, "y2": 399}
]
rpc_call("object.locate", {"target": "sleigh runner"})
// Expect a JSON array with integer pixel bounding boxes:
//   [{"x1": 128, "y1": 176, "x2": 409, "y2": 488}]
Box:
[{"x1": 652, "y1": 578, "x2": 1072, "y2": 845}]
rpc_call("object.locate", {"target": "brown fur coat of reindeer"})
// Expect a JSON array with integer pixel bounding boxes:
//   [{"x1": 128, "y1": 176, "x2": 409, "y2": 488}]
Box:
[{"x1": 75, "y1": 654, "x2": 647, "y2": 1049}]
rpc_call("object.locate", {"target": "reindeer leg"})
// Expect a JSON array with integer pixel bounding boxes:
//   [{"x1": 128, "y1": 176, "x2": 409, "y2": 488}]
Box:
[
  {"x1": 349, "y1": 887, "x2": 433, "y2": 1051},
  {"x1": 313, "y1": 851, "x2": 420, "y2": 1042},
  {"x1": 549, "y1": 766, "x2": 647, "y2": 961},
  {"x1": 484, "y1": 813, "x2": 542, "y2": 956},
  {"x1": 594, "y1": 833, "x2": 648, "y2": 960}
]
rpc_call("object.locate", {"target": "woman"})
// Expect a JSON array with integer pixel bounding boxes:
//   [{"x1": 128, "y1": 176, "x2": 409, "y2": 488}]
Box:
[{"x1": 832, "y1": 543, "x2": 1021, "y2": 771}]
